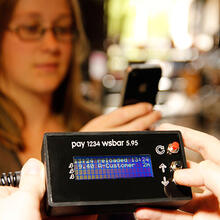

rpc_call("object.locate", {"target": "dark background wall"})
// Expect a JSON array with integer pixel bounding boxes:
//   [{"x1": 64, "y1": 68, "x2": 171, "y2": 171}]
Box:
[{"x1": 79, "y1": 0, "x2": 107, "y2": 51}]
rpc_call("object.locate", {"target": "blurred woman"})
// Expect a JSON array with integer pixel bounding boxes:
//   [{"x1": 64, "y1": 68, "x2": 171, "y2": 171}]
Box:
[{"x1": 0, "y1": 0, "x2": 160, "y2": 174}]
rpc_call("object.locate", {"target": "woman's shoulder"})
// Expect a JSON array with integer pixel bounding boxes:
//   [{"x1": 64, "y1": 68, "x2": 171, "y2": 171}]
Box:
[{"x1": 0, "y1": 143, "x2": 22, "y2": 173}]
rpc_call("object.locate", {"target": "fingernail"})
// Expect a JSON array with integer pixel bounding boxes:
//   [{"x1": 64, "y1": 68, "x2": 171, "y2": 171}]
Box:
[
  {"x1": 22, "y1": 158, "x2": 42, "y2": 175},
  {"x1": 135, "y1": 210, "x2": 150, "y2": 220}
]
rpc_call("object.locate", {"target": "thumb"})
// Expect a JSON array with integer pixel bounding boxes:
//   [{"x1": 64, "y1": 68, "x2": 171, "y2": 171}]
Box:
[
  {"x1": 174, "y1": 160, "x2": 220, "y2": 199},
  {"x1": 19, "y1": 158, "x2": 45, "y2": 200}
]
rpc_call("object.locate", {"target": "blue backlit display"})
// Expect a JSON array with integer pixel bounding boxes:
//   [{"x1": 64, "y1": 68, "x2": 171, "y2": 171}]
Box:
[{"x1": 73, "y1": 155, "x2": 154, "y2": 180}]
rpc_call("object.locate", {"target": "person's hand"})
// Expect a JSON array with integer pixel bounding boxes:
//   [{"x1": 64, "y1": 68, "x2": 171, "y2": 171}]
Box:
[
  {"x1": 0, "y1": 158, "x2": 45, "y2": 220},
  {"x1": 80, "y1": 102, "x2": 161, "y2": 132},
  {"x1": 135, "y1": 123, "x2": 220, "y2": 220},
  {"x1": 0, "y1": 159, "x2": 97, "y2": 220}
]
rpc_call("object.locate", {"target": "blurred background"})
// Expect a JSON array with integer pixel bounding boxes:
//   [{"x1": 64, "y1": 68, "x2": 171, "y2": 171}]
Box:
[{"x1": 78, "y1": 0, "x2": 220, "y2": 140}]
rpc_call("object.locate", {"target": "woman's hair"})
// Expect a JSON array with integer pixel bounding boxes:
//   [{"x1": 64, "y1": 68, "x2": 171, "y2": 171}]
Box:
[{"x1": 0, "y1": 0, "x2": 100, "y2": 151}]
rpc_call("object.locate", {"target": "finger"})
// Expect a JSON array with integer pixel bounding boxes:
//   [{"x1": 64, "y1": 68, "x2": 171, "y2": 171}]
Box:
[
  {"x1": 0, "y1": 186, "x2": 17, "y2": 198},
  {"x1": 174, "y1": 160, "x2": 220, "y2": 200},
  {"x1": 187, "y1": 160, "x2": 198, "y2": 168},
  {"x1": 19, "y1": 158, "x2": 45, "y2": 200},
  {"x1": 156, "y1": 123, "x2": 220, "y2": 164},
  {"x1": 97, "y1": 103, "x2": 153, "y2": 128},
  {"x1": 135, "y1": 207, "x2": 192, "y2": 220},
  {"x1": 115, "y1": 111, "x2": 161, "y2": 131},
  {"x1": 180, "y1": 191, "x2": 218, "y2": 213},
  {"x1": 186, "y1": 161, "x2": 206, "y2": 192}
]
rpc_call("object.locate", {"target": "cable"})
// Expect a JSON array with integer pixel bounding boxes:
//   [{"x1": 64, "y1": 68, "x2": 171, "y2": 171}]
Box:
[{"x1": 0, "y1": 171, "x2": 21, "y2": 187}]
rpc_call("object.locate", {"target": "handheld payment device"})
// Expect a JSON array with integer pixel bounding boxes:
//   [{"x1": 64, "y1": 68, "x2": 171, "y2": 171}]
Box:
[{"x1": 42, "y1": 131, "x2": 192, "y2": 216}]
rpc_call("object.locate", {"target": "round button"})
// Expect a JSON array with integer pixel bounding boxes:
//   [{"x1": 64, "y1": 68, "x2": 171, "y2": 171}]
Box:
[
  {"x1": 170, "y1": 161, "x2": 183, "y2": 172},
  {"x1": 167, "y1": 142, "x2": 180, "y2": 154}
]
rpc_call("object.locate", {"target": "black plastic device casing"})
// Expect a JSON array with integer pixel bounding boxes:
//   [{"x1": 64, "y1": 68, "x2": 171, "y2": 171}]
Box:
[{"x1": 41, "y1": 131, "x2": 192, "y2": 216}]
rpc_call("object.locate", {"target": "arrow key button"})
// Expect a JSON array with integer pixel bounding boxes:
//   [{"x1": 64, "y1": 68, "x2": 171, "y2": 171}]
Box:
[
  {"x1": 161, "y1": 176, "x2": 169, "y2": 187},
  {"x1": 159, "y1": 163, "x2": 167, "y2": 173}
]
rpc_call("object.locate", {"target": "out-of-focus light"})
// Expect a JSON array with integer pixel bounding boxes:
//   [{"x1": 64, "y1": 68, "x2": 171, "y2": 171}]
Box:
[
  {"x1": 107, "y1": 57, "x2": 128, "y2": 73},
  {"x1": 132, "y1": 0, "x2": 149, "y2": 46},
  {"x1": 102, "y1": 74, "x2": 116, "y2": 89},
  {"x1": 148, "y1": 60, "x2": 174, "y2": 77},
  {"x1": 169, "y1": 0, "x2": 193, "y2": 50},
  {"x1": 158, "y1": 77, "x2": 172, "y2": 91},
  {"x1": 170, "y1": 48, "x2": 199, "y2": 62},
  {"x1": 172, "y1": 35, "x2": 193, "y2": 50},
  {"x1": 107, "y1": 44, "x2": 128, "y2": 73},
  {"x1": 194, "y1": 34, "x2": 214, "y2": 51},
  {"x1": 89, "y1": 51, "x2": 107, "y2": 80},
  {"x1": 107, "y1": 44, "x2": 123, "y2": 57}
]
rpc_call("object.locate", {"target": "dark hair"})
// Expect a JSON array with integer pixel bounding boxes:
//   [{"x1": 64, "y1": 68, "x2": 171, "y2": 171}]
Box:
[
  {"x1": 0, "y1": 0, "x2": 18, "y2": 47},
  {"x1": 0, "y1": 0, "x2": 100, "y2": 151}
]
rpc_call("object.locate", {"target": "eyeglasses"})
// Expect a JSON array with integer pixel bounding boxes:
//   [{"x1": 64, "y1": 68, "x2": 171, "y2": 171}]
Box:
[{"x1": 7, "y1": 24, "x2": 77, "y2": 42}]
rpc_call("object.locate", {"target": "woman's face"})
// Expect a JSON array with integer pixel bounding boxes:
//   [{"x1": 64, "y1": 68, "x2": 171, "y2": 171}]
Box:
[{"x1": 0, "y1": 0, "x2": 73, "y2": 95}]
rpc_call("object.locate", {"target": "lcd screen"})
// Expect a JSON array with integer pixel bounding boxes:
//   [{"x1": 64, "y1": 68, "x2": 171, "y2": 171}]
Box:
[{"x1": 73, "y1": 155, "x2": 154, "y2": 180}]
